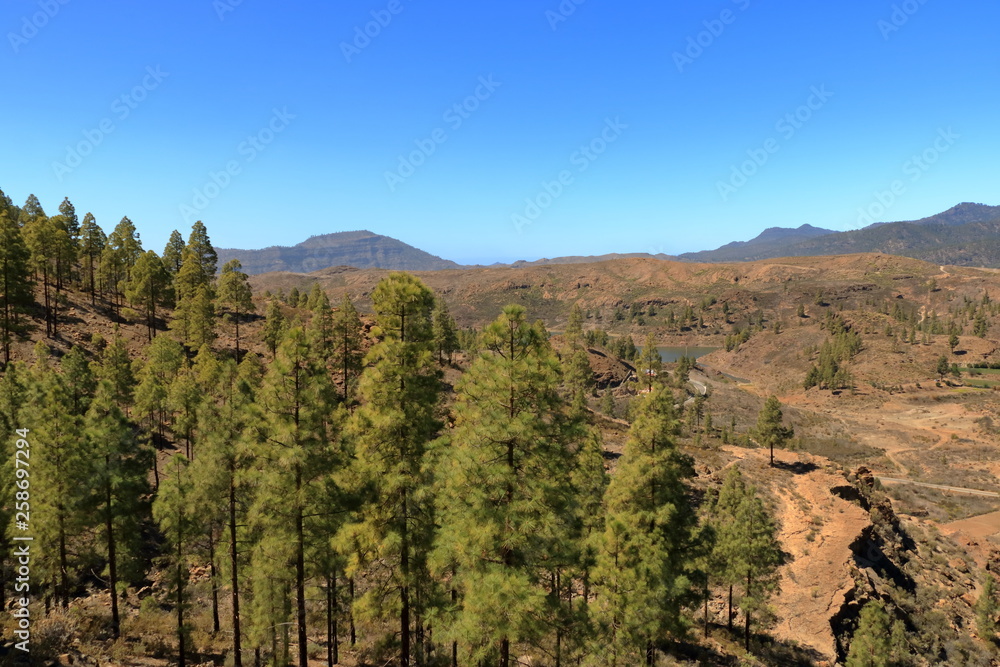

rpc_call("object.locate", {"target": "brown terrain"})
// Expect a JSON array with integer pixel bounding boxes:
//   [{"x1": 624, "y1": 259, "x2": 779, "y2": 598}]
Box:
[{"x1": 5, "y1": 251, "x2": 1000, "y2": 665}]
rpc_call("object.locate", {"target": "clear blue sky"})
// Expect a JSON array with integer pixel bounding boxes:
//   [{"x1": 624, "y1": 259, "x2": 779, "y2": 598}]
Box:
[{"x1": 2, "y1": 0, "x2": 997, "y2": 264}]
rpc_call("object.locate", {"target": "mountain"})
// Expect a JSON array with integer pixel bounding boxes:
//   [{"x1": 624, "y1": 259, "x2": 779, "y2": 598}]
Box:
[
  {"x1": 906, "y1": 201, "x2": 1000, "y2": 227},
  {"x1": 679, "y1": 203, "x2": 1000, "y2": 265},
  {"x1": 508, "y1": 252, "x2": 676, "y2": 267},
  {"x1": 216, "y1": 230, "x2": 461, "y2": 274},
  {"x1": 678, "y1": 224, "x2": 835, "y2": 263},
  {"x1": 762, "y1": 217, "x2": 1000, "y2": 267}
]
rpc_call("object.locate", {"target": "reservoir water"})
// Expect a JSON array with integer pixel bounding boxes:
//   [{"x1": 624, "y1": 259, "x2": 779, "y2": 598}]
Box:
[{"x1": 656, "y1": 346, "x2": 719, "y2": 363}]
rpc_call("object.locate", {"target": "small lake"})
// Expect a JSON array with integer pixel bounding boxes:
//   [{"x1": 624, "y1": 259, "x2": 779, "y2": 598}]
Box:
[{"x1": 656, "y1": 346, "x2": 720, "y2": 363}]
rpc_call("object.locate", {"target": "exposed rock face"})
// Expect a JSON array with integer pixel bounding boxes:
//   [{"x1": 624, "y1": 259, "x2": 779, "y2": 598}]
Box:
[
  {"x1": 828, "y1": 467, "x2": 990, "y2": 664},
  {"x1": 588, "y1": 348, "x2": 635, "y2": 389}
]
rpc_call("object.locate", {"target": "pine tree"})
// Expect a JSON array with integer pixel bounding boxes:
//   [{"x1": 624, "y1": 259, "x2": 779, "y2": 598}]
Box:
[
  {"x1": 338, "y1": 273, "x2": 441, "y2": 667},
  {"x1": 92, "y1": 329, "x2": 134, "y2": 413},
  {"x1": 185, "y1": 221, "x2": 218, "y2": 282},
  {"x1": 600, "y1": 390, "x2": 616, "y2": 418},
  {"x1": 845, "y1": 600, "x2": 903, "y2": 667},
  {"x1": 49, "y1": 204, "x2": 77, "y2": 290},
  {"x1": 19, "y1": 194, "x2": 45, "y2": 225},
  {"x1": 562, "y1": 303, "x2": 593, "y2": 405},
  {"x1": 0, "y1": 361, "x2": 28, "y2": 610},
  {"x1": 153, "y1": 454, "x2": 194, "y2": 667},
  {"x1": 163, "y1": 229, "x2": 186, "y2": 275},
  {"x1": 710, "y1": 467, "x2": 784, "y2": 651},
  {"x1": 173, "y1": 285, "x2": 216, "y2": 351},
  {"x1": 709, "y1": 466, "x2": 744, "y2": 634},
  {"x1": 734, "y1": 488, "x2": 783, "y2": 650},
  {"x1": 125, "y1": 250, "x2": 171, "y2": 341},
  {"x1": 255, "y1": 326, "x2": 341, "y2": 667},
  {"x1": 305, "y1": 284, "x2": 334, "y2": 358},
  {"x1": 753, "y1": 395, "x2": 794, "y2": 466},
  {"x1": 331, "y1": 294, "x2": 363, "y2": 403},
  {"x1": 976, "y1": 574, "x2": 999, "y2": 638},
  {"x1": 135, "y1": 335, "x2": 185, "y2": 484},
  {"x1": 192, "y1": 355, "x2": 263, "y2": 667},
  {"x1": 571, "y1": 423, "x2": 608, "y2": 635},
  {"x1": 218, "y1": 259, "x2": 255, "y2": 359},
  {"x1": 589, "y1": 385, "x2": 701, "y2": 665},
  {"x1": 23, "y1": 215, "x2": 61, "y2": 337},
  {"x1": 79, "y1": 213, "x2": 106, "y2": 304},
  {"x1": 262, "y1": 298, "x2": 287, "y2": 360},
  {"x1": 106, "y1": 216, "x2": 144, "y2": 310},
  {"x1": 169, "y1": 363, "x2": 202, "y2": 459},
  {"x1": 433, "y1": 305, "x2": 582, "y2": 665},
  {"x1": 29, "y1": 351, "x2": 91, "y2": 607},
  {"x1": 85, "y1": 378, "x2": 153, "y2": 638},
  {"x1": 0, "y1": 211, "x2": 32, "y2": 365},
  {"x1": 636, "y1": 332, "x2": 662, "y2": 392},
  {"x1": 432, "y1": 299, "x2": 459, "y2": 365}
]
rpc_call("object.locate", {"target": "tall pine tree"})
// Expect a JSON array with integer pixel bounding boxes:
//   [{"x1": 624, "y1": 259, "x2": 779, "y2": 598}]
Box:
[
  {"x1": 433, "y1": 304, "x2": 581, "y2": 666},
  {"x1": 590, "y1": 385, "x2": 701, "y2": 665},
  {"x1": 338, "y1": 272, "x2": 441, "y2": 667},
  {"x1": 0, "y1": 211, "x2": 32, "y2": 365},
  {"x1": 218, "y1": 259, "x2": 255, "y2": 359}
]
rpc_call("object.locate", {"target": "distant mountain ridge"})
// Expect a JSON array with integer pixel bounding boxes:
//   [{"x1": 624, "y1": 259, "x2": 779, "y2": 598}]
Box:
[
  {"x1": 219, "y1": 203, "x2": 1000, "y2": 276},
  {"x1": 678, "y1": 203, "x2": 1000, "y2": 266},
  {"x1": 216, "y1": 230, "x2": 461, "y2": 274},
  {"x1": 678, "y1": 224, "x2": 835, "y2": 263}
]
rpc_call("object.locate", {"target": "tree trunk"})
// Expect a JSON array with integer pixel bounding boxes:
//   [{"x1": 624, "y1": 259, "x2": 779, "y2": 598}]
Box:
[
  {"x1": 328, "y1": 573, "x2": 339, "y2": 666},
  {"x1": 58, "y1": 510, "x2": 68, "y2": 607},
  {"x1": 296, "y1": 467, "x2": 308, "y2": 667},
  {"x1": 744, "y1": 571, "x2": 752, "y2": 652},
  {"x1": 151, "y1": 411, "x2": 160, "y2": 491},
  {"x1": 451, "y1": 573, "x2": 458, "y2": 667},
  {"x1": 89, "y1": 255, "x2": 96, "y2": 306},
  {"x1": 229, "y1": 468, "x2": 244, "y2": 667},
  {"x1": 555, "y1": 570, "x2": 562, "y2": 667},
  {"x1": 400, "y1": 487, "x2": 411, "y2": 667},
  {"x1": 209, "y1": 528, "x2": 220, "y2": 633},
  {"x1": 178, "y1": 503, "x2": 186, "y2": 667},
  {"x1": 348, "y1": 578, "x2": 356, "y2": 646},
  {"x1": 704, "y1": 585, "x2": 709, "y2": 638},
  {"x1": 728, "y1": 584, "x2": 733, "y2": 632},
  {"x1": 105, "y1": 460, "x2": 120, "y2": 639}
]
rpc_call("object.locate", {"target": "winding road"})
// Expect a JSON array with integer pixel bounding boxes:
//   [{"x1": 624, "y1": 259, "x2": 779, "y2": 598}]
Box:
[{"x1": 876, "y1": 476, "x2": 1000, "y2": 498}]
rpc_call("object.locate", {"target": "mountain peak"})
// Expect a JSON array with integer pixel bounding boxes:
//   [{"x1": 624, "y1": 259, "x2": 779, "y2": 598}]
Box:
[{"x1": 217, "y1": 231, "x2": 460, "y2": 274}]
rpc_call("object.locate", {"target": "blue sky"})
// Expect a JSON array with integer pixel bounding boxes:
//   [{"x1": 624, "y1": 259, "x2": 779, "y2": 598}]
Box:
[{"x1": 1, "y1": 0, "x2": 997, "y2": 264}]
